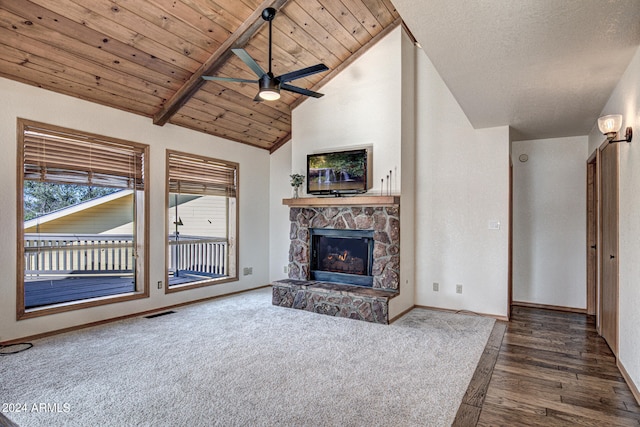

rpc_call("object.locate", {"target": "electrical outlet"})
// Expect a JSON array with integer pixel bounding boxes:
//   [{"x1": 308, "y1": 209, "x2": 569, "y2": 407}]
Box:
[
  {"x1": 284, "y1": 265, "x2": 288, "y2": 274},
  {"x1": 433, "y1": 282, "x2": 439, "y2": 292},
  {"x1": 456, "y1": 284, "x2": 463, "y2": 294},
  {"x1": 243, "y1": 267, "x2": 253, "y2": 276},
  {"x1": 157, "y1": 280, "x2": 163, "y2": 289}
]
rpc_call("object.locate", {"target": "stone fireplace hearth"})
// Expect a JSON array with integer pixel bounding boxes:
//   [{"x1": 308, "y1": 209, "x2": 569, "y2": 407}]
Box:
[{"x1": 272, "y1": 197, "x2": 400, "y2": 324}]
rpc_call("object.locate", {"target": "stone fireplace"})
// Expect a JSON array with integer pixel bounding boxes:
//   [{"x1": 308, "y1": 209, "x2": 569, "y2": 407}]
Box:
[
  {"x1": 287, "y1": 205, "x2": 400, "y2": 290},
  {"x1": 272, "y1": 198, "x2": 400, "y2": 324},
  {"x1": 310, "y1": 228, "x2": 374, "y2": 287}
]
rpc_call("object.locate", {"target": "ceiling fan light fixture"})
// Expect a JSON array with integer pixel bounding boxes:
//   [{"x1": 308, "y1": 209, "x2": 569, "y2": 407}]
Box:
[
  {"x1": 259, "y1": 88, "x2": 280, "y2": 101},
  {"x1": 202, "y1": 8, "x2": 327, "y2": 101},
  {"x1": 258, "y1": 73, "x2": 280, "y2": 101}
]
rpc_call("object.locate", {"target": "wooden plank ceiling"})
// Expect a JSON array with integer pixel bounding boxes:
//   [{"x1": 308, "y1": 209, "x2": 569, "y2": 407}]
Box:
[{"x1": 0, "y1": 0, "x2": 401, "y2": 151}]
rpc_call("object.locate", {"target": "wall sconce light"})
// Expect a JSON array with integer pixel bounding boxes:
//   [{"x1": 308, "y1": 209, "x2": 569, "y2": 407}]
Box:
[{"x1": 598, "y1": 114, "x2": 633, "y2": 143}]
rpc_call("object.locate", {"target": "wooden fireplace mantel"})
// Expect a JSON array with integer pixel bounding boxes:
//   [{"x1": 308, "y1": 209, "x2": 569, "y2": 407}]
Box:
[{"x1": 282, "y1": 195, "x2": 400, "y2": 208}]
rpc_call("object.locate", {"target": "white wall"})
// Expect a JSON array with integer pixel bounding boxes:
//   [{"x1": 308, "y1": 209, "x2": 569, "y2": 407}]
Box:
[
  {"x1": 413, "y1": 50, "x2": 510, "y2": 318},
  {"x1": 0, "y1": 77, "x2": 270, "y2": 342},
  {"x1": 588, "y1": 46, "x2": 640, "y2": 395},
  {"x1": 393, "y1": 28, "x2": 417, "y2": 317},
  {"x1": 291, "y1": 27, "x2": 403, "y2": 196},
  {"x1": 269, "y1": 140, "x2": 293, "y2": 282},
  {"x1": 511, "y1": 137, "x2": 589, "y2": 309}
]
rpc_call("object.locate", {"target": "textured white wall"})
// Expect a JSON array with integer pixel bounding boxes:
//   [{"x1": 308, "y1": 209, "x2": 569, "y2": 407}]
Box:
[
  {"x1": 588, "y1": 46, "x2": 640, "y2": 395},
  {"x1": 393, "y1": 28, "x2": 417, "y2": 317},
  {"x1": 414, "y1": 50, "x2": 510, "y2": 318},
  {"x1": 512, "y1": 137, "x2": 588, "y2": 309},
  {"x1": 0, "y1": 77, "x2": 270, "y2": 341},
  {"x1": 269, "y1": 141, "x2": 293, "y2": 282},
  {"x1": 291, "y1": 27, "x2": 403, "y2": 196}
]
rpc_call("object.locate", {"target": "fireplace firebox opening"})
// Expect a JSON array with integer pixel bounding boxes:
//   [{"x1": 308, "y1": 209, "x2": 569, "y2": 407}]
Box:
[{"x1": 310, "y1": 228, "x2": 374, "y2": 287}]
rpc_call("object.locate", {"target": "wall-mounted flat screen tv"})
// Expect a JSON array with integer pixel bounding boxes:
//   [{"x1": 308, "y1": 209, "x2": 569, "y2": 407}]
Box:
[{"x1": 307, "y1": 148, "x2": 370, "y2": 195}]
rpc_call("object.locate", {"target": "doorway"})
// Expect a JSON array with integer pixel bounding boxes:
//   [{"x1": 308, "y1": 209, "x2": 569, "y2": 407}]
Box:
[{"x1": 599, "y1": 141, "x2": 619, "y2": 356}]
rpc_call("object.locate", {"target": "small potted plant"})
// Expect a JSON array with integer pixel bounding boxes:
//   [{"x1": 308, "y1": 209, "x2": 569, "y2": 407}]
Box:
[{"x1": 290, "y1": 173, "x2": 305, "y2": 198}]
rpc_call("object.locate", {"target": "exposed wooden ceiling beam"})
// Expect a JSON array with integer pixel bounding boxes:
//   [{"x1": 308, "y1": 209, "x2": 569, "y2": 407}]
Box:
[
  {"x1": 153, "y1": 0, "x2": 290, "y2": 127},
  {"x1": 269, "y1": 132, "x2": 292, "y2": 154}
]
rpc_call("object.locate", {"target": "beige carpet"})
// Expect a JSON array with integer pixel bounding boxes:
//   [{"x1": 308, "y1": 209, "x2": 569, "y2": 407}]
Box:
[{"x1": 0, "y1": 287, "x2": 494, "y2": 426}]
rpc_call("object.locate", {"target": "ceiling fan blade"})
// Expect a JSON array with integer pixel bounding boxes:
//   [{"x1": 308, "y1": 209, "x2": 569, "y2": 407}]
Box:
[
  {"x1": 231, "y1": 48, "x2": 266, "y2": 78},
  {"x1": 202, "y1": 76, "x2": 257, "y2": 83},
  {"x1": 277, "y1": 64, "x2": 329, "y2": 83},
  {"x1": 281, "y1": 83, "x2": 324, "y2": 98}
]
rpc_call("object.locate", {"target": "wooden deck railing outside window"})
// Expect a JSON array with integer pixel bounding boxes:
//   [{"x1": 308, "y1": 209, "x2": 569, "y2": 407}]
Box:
[
  {"x1": 24, "y1": 233, "x2": 227, "y2": 278},
  {"x1": 168, "y1": 234, "x2": 228, "y2": 277}
]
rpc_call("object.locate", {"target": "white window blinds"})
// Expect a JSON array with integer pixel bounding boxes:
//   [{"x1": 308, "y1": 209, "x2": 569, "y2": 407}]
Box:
[
  {"x1": 22, "y1": 122, "x2": 145, "y2": 190},
  {"x1": 168, "y1": 151, "x2": 237, "y2": 198}
]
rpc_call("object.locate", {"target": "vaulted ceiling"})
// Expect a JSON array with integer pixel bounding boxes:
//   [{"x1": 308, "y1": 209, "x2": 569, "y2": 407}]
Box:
[
  {"x1": 0, "y1": 0, "x2": 400, "y2": 151},
  {"x1": 4, "y1": 1, "x2": 639, "y2": 151}
]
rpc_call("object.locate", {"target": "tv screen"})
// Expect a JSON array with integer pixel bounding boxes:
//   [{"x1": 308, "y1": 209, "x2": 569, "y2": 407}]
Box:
[{"x1": 307, "y1": 149, "x2": 369, "y2": 195}]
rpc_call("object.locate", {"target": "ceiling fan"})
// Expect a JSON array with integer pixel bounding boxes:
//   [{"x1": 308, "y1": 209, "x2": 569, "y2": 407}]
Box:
[{"x1": 202, "y1": 7, "x2": 329, "y2": 101}]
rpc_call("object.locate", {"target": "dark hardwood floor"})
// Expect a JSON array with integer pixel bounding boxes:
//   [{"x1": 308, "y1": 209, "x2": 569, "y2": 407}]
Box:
[{"x1": 454, "y1": 306, "x2": 640, "y2": 426}]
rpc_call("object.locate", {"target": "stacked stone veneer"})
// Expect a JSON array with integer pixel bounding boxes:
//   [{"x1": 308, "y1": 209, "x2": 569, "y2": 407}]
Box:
[
  {"x1": 272, "y1": 205, "x2": 400, "y2": 325},
  {"x1": 272, "y1": 279, "x2": 391, "y2": 324},
  {"x1": 287, "y1": 206, "x2": 400, "y2": 290}
]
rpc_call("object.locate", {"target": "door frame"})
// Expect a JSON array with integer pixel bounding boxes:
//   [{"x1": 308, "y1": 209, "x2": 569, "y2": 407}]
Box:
[
  {"x1": 508, "y1": 160, "x2": 513, "y2": 320},
  {"x1": 586, "y1": 149, "x2": 599, "y2": 317}
]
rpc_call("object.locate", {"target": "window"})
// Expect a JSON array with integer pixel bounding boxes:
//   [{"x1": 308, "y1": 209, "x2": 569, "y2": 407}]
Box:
[
  {"x1": 17, "y1": 119, "x2": 149, "y2": 318},
  {"x1": 166, "y1": 150, "x2": 238, "y2": 291}
]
